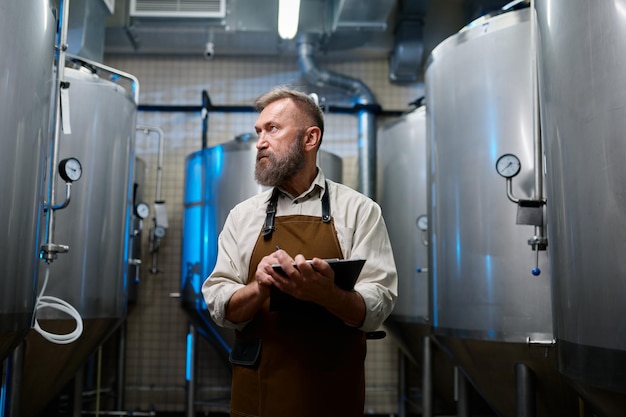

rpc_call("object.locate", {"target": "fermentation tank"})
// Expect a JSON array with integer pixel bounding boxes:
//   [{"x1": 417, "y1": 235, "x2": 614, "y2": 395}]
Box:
[
  {"x1": 20, "y1": 61, "x2": 138, "y2": 417},
  {"x1": 425, "y1": 8, "x2": 577, "y2": 416},
  {"x1": 181, "y1": 134, "x2": 342, "y2": 358},
  {"x1": 536, "y1": 1, "x2": 626, "y2": 415},
  {"x1": 377, "y1": 107, "x2": 456, "y2": 413},
  {"x1": 0, "y1": 0, "x2": 57, "y2": 360}
]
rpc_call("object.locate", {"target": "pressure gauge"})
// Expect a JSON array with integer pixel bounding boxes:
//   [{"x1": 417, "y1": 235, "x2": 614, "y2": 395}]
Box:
[
  {"x1": 154, "y1": 226, "x2": 166, "y2": 238},
  {"x1": 58, "y1": 157, "x2": 82, "y2": 182},
  {"x1": 135, "y1": 202, "x2": 150, "y2": 219},
  {"x1": 416, "y1": 215, "x2": 428, "y2": 231},
  {"x1": 495, "y1": 153, "x2": 521, "y2": 178}
]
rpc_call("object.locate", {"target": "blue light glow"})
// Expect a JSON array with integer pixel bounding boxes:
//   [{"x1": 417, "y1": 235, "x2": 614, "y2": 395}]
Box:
[{"x1": 185, "y1": 331, "x2": 193, "y2": 381}]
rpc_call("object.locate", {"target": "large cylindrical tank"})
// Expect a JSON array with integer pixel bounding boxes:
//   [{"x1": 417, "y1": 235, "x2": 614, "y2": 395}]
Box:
[
  {"x1": 425, "y1": 8, "x2": 577, "y2": 416},
  {"x1": 378, "y1": 107, "x2": 429, "y2": 330},
  {"x1": 377, "y1": 107, "x2": 456, "y2": 413},
  {"x1": 536, "y1": 1, "x2": 626, "y2": 415},
  {"x1": 20, "y1": 63, "x2": 138, "y2": 417},
  {"x1": 181, "y1": 134, "x2": 343, "y2": 359},
  {"x1": 0, "y1": 0, "x2": 57, "y2": 360}
]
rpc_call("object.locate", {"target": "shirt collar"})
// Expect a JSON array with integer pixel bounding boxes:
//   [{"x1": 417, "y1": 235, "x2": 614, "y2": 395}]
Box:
[{"x1": 276, "y1": 167, "x2": 326, "y2": 201}]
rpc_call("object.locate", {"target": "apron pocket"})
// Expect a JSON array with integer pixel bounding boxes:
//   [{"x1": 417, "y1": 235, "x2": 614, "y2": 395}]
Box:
[{"x1": 229, "y1": 338, "x2": 262, "y2": 367}]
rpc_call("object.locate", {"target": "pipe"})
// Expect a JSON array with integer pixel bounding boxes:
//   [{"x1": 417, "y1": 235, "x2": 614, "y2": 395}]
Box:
[
  {"x1": 136, "y1": 126, "x2": 165, "y2": 203},
  {"x1": 136, "y1": 125, "x2": 166, "y2": 274},
  {"x1": 455, "y1": 367, "x2": 469, "y2": 417},
  {"x1": 297, "y1": 38, "x2": 378, "y2": 198},
  {"x1": 41, "y1": 0, "x2": 71, "y2": 263},
  {"x1": 397, "y1": 351, "x2": 406, "y2": 417},
  {"x1": 116, "y1": 322, "x2": 127, "y2": 411},
  {"x1": 422, "y1": 336, "x2": 432, "y2": 417},
  {"x1": 530, "y1": 0, "x2": 546, "y2": 245},
  {"x1": 515, "y1": 363, "x2": 536, "y2": 417},
  {"x1": 201, "y1": 91, "x2": 210, "y2": 149},
  {"x1": 185, "y1": 323, "x2": 197, "y2": 417}
]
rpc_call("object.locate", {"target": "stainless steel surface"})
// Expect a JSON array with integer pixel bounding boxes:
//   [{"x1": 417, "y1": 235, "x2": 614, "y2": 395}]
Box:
[
  {"x1": 377, "y1": 107, "x2": 429, "y2": 325},
  {"x1": 536, "y1": 0, "x2": 626, "y2": 412},
  {"x1": 40, "y1": 65, "x2": 136, "y2": 320},
  {"x1": 425, "y1": 8, "x2": 578, "y2": 416},
  {"x1": 181, "y1": 134, "x2": 342, "y2": 358},
  {"x1": 0, "y1": 0, "x2": 57, "y2": 360},
  {"x1": 377, "y1": 107, "x2": 458, "y2": 416},
  {"x1": 20, "y1": 63, "x2": 138, "y2": 417},
  {"x1": 426, "y1": 7, "x2": 552, "y2": 343}
]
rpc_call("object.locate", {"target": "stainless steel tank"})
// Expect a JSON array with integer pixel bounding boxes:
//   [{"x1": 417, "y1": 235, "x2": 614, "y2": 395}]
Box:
[
  {"x1": 377, "y1": 107, "x2": 457, "y2": 413},
  {"x1": 378, "y1": 107, "x2": 429, "y2": 330},
  {"x1": 0, "y1": 0, "x2": 57, "y2": 360},
  {"x1": 20, "y1": 62, "x2": 138, "y2": 417},
  {"x1": 536, "y1": 1, "x2": 626, "y2": 415},
  {"x1": 181, "y1": 134, "x2": 343, "y2": 360},
  {"x1": 425, "y1": 8, "x2": 577, "y2": 416}
]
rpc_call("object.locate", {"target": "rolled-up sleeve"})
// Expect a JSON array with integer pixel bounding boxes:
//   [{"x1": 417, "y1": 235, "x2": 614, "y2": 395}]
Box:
[
  {"x1": 334, "y1": 185, "x2": 398, "y2": 332},
  {"x1": 201, "y1": 199, "x2": 262, "y2": 331}
]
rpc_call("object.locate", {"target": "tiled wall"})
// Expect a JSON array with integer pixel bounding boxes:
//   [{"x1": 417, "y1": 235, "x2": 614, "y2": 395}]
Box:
[{"x1": 103, "y1": 53, "x2": 423, "y2": 414}]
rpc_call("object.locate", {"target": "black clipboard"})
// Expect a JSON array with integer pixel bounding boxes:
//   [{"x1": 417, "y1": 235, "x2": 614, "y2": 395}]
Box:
[{"x1": 270, "y1": 258, "x2": 366, "y2": 312}]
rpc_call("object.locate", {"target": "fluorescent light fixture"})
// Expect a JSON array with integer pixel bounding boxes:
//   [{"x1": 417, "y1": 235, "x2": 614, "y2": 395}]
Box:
[{"x1": 278, "y1": 0, "x2": 301, "y2": 39}]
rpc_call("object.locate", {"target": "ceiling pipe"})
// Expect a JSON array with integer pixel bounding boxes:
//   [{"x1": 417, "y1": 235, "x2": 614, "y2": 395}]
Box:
[{"x1": 297, "y1": 37, "x2": 378, "y2": 198}]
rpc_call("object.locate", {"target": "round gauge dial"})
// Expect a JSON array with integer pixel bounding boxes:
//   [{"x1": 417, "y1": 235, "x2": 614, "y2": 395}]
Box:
[
  {"x1": 135, "y1": 202, "x2": 150, "y2": 219},
  {"x1": 154, "y1": 226, "x2": 166, "y2": 238},
  {"x1": 416, "y1": 214, "x2": 428, "y2": 231},
  {"x1": 58, "y1": 157, "x2": 82, "y2": 182},
  {"x1": 495, "y1": 153, "x2": 521, "y2": 178}
]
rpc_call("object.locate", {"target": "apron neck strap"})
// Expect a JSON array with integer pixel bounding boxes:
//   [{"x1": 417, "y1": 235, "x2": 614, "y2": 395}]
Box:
[{"x1": 262, "y1": 182, "x2": 331, "y2": 239}]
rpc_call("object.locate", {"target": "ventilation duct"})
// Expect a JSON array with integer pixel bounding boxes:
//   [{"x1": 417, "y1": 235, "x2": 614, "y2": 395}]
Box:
[{"x1": 130, "y1": 0, "x2": 226, "y2": 17}]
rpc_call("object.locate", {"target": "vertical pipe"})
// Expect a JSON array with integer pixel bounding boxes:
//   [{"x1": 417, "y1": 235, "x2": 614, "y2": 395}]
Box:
[
  {"x1": 422, "y1": 336, "x2": 432, "y2": 417},
  {"x1": 6, "y1": 343, "x2": 24, "y2": 417},
  {"x1": 529, "y1": 0, "x2": 546, "y2": 245},
  {"x1": 73, "y1": 367, "x2": 83, "y2": 417},
  {"x1": 43, "y1": 0, "x2": 71, "y2": 256},
  {"x1": 456, "y1": 368, "x2": 469, "y2": 417},
  {"x1": 185, "y1": 323, "x2": 196, "y2": 417},
  {"x1": 201, "y1": 90, "x2": 210, "y2": 149},
  {"x1": 116, "y1": 322, "x2": 127, "y2": 411},
  {"x1": 397, "y1": 350, "x2": 406, "y2": 417},
  {"x1": 297, "y1": 38, "x2": 378, "y2": 198},
  {"x1": 515, "y1": 363, "x2": 536, "y2": 417}
]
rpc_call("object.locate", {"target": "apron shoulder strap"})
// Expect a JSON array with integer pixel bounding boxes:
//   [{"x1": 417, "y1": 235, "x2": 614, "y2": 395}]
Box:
[
  {"x1": 321, "y1": 181, "x2": 331, "y2": 223},
  {"x1": 262, "y1": 187, "x2": 280, "y2": 239},
  {"x1": 262, "y1": 182, "x2": 331, "y2": 238}
]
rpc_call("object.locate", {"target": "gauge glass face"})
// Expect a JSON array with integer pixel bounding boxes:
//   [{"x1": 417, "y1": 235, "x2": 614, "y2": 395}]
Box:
[
  {"x1": 496, "y1": 154, "x2": 521, "y2": 178},
  {"x1": 416, "y1": 215, "x2": 428, "y2": 231},
  {"x1": 154, "y1": 226, "x2": 166, "y2": 238},
  {"x1": 136, "y1": 202, "x2": 150, "y2": 219},
  {"x1": 60, "y1": 158, "x2": 82, "y2": 182}
]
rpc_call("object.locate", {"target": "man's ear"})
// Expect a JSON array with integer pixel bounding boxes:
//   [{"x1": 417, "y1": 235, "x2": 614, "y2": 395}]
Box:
[{"x1": 304, "y1": 126, "x2": 321, "y2": 151}]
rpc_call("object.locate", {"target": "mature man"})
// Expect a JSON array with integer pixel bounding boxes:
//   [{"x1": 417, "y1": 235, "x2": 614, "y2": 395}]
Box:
[{"x1": 203, "y1": 86, "x2": 397, "y2": 417}]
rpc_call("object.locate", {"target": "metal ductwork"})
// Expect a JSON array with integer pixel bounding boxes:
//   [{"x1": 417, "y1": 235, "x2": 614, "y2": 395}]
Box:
[
  {"x1": 297, "y1": 38, "x2": 378, "y2": 198},
  {"x1": 389, "y1": 0, "x2": 431, "y2": 84},
  {"x1": 68, "y1": 0, "x2": 113, "y2": 62}
]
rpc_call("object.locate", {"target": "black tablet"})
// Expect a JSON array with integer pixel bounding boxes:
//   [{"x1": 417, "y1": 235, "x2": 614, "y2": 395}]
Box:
[{"x1": 271, "y1": 258, "x2": 366, "y2": 290}]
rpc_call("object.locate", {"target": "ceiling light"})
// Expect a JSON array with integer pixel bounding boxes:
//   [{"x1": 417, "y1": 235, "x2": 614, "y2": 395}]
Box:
[{"x1": 278, "y1": 0, "x2": 300, "y2": 40}]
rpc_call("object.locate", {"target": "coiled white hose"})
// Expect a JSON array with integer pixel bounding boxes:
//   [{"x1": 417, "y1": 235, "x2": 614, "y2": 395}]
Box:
[{"x1": 33, "y1": 265, "x2": 83, "y2": 344}]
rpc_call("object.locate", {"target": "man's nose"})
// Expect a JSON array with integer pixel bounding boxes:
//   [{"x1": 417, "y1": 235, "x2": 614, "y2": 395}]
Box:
[{"x1": 256, "y1": 133, "x2": 267, "y2": 148}]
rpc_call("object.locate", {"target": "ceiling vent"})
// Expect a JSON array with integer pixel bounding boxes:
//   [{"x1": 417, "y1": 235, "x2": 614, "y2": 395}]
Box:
[{"x1": 130, "y1": 0, "x2": 226, "y2": 18}]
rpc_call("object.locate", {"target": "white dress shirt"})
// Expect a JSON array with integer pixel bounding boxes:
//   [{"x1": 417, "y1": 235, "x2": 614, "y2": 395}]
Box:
[{"x1": 202, "y1": 169, "x2": 398, "y2": 332}]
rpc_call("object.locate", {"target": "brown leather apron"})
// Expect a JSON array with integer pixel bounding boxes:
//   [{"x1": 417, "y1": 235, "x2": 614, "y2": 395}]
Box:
[{"x1": 229, "y1": 186, "x2": 366, "y2": 417}]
